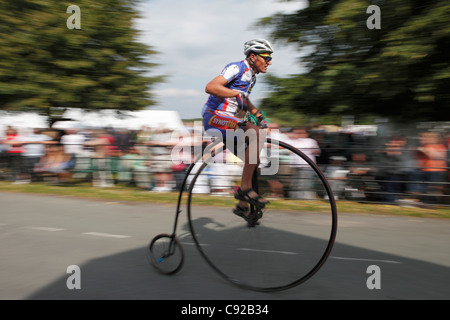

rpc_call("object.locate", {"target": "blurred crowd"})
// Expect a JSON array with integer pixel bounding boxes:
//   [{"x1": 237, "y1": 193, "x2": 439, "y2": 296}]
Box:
[
  {"x1": 0, "y1": 122, "x2": 449, "y2": 207},
  {"x1": 311, "y1": 127, "x2": 450, "y2": 206}
]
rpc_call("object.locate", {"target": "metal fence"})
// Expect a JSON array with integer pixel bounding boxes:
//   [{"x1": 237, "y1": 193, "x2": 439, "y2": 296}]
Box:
[{"x1": 1, "y1": 140, "x2": 449, "y2": 207}]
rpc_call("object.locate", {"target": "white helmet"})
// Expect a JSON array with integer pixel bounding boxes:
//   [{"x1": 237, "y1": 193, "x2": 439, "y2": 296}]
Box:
[{"x1": 244, "y1": 39, "x2": 274, "y2": 56}]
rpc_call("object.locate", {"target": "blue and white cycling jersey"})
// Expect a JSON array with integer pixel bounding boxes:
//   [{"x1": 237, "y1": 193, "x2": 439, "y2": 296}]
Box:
[{"x1": 202, "y1": 59, "x2": 256, "y2": 117}]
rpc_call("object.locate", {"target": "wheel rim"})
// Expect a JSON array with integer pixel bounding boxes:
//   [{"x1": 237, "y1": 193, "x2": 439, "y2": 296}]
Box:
[
  {"x1": 187, "y1": 139, "x2": 337, "y2": 292},
  {"x1": 148, "y1": 233, "x2": 185, "y2": 275}
]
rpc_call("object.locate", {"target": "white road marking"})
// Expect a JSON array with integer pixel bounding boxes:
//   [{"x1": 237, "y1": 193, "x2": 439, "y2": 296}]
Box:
[
  {"x1": 181, "y1": 241, "x2": 209, "y2": 246},
  {"x1": 182, "y1": 243, "x2": 401, "y2": 264},
  {"x1": 83, "y1": 232, "x2": 132, "y2": 239},
  {"x1": 330, "y1": 256, "x2": 402, "y2": 264},
  {"x1": 180, "y1": 242, "x2": 196, "y2": 246},
  {"x1": 24, "y1": 226, "x2": 65, "y2": 232},
  {"x1": 237, "y1": 248, "x2": 298, "y2": 255},
  {"x1": 13, "y1": 226, "x2": 404, "y2": 264}
]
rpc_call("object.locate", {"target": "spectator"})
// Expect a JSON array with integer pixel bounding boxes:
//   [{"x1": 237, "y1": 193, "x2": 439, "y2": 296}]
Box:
[
  {"x1": 170, "y1": 130, "x2": 192, "y2": 191},
  {"x1": 287, "y1": 127, "x2": 321, "y2": 199},
  {"x1": 346, "y1": 151, "x2": 372, "y2": 201},
  {"x1": 34, "y1": 144, "x2": 73, "y2": 185},
  {"x1": 117, "y1": 146, "x2": 152, "y2": 189},
  {"x1": 376, "y1": 136, "x2": 409, "y2": 203},
  {"x1": 84, "y1": 129, "x2": 114, "y2": 187},
  {"x1": 2, "y1": 127, "x2": 24, "y2": 182},
  {"x1": 0, "y1": 130, "x2": 7, "y2": 179},
  {"x1": 16, "y1": 128, "x2": 54, "y2": 183},
  {"x1": 146, "y1": 127, "x2": 176, "y2": 192},
  {"x1": 104, "y1": 127, "x2": 121, "y2": 176},
  {"x1": 114, "y1": 128, "x2": 134, "y2": 154},
  {"x1": 323, "y1": 156, "x2": 348, "y2": 200},
  {"x1": 60, "y1": 128, "x2": 85, "y2": 156},
  {"x1": 264, "y1": 122, "x2": 290, "y2": 198},
  {"x1": 416, "y1": 131, "x2": 447, "y2": 204},
  {"x1": 60, "y1": 128, "x2": 89, "y2": 179}
]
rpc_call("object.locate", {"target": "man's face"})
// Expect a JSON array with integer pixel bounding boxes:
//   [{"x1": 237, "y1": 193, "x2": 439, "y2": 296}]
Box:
[{"x1": 251, "y1": 53, "x2": 272, "y2": 73}]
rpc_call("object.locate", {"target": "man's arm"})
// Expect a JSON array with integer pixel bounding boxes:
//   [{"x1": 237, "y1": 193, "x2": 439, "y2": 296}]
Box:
[
  {"x1": 247, "y1": 101, "x2": 260, "y2": 116},
  {"x1": 205, "y1": 74, "x2": 265, "y2": 123},
  {"x1": 205, "y1": 75, "x2": 238, "y2": 99}
]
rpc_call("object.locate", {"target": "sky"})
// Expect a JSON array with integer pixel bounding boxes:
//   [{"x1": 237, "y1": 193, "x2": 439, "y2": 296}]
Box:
[{"x1": 134, "y1": 0, "x2": 308, "y2": 119}]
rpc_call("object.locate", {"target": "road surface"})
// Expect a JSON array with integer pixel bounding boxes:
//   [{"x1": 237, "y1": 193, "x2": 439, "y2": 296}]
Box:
[{"x1": 0, "y1": 192, "x2": 449, "y2": 300}]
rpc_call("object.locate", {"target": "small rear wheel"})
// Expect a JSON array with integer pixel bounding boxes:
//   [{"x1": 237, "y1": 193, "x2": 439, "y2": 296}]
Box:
[{"x1": 148, "y1": 233, "x2": 185, "y2": 275}]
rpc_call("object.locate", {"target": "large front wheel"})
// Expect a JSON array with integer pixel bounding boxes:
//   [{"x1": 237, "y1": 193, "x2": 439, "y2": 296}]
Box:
[{"x1": 187, "y1": 138, "x2": 337, "y2": 292}]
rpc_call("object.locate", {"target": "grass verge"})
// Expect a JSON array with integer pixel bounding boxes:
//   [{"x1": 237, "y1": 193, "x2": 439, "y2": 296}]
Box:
[{"x1": 0, "y1": 181, "x2": 449, "y2": 219}]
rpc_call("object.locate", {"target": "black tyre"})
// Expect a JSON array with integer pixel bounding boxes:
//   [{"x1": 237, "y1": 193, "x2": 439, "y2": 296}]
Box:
[
  {"x1": 148, "y1": 233, "x2": 185, "y2": 275},
  {"x1": 187, "y1": 138, "x2": 337, "y2": 291}
]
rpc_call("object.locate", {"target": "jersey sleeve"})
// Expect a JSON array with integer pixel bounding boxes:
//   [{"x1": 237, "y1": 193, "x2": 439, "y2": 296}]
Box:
[{"x1": 220, "y1": 63, "x2": 241, "y2": 82}]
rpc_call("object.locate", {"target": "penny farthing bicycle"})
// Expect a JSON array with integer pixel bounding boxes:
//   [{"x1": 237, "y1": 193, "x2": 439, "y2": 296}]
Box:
[{"x1": 148, "y1": 120, "x2": 338, "y2": 292}]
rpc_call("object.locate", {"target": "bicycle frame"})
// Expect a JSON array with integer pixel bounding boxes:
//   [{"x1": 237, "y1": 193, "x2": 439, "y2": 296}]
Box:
[
  {"x1": 169, "y1": 115, "x2": 259, "y2": 236},
  {"x1": 169, "y1": 138, "x2": 224, "y2": 237},
  {"x1": 150, "y1": 134, "x2": 337, "y2": 290}
]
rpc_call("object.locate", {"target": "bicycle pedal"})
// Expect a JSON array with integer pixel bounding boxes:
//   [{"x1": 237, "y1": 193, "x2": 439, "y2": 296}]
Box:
[
  {"x1": 246, "y1": 211, "x2": 262, "y2": 227},
  {"x1": 246, "y1": 220, "x2": 259, "y2": 228}
]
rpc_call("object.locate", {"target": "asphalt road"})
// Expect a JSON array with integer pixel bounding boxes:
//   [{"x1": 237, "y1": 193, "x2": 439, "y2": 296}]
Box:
[{"x1": 0, "y1": 192, "x2": 449, "y2": 300}]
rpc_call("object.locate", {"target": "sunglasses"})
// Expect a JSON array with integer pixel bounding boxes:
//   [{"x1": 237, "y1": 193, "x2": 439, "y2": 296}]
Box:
[{"x1": 259, "y1": 54, "x2": 272, "y2": 63}]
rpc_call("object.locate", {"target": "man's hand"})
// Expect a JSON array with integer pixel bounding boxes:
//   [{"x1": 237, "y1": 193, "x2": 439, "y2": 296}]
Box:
[
  {"x1": 257, "y1": 115, "x2": 268, "y2": 129},
  {"x1": 235, "y1": 92, "x2": 249, "y2": 111}
]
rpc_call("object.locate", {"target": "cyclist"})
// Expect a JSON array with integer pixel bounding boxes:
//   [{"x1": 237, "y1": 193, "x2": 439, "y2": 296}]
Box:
[{"x1": 202, "y1": 39, "x2": 273, "y2": 223}]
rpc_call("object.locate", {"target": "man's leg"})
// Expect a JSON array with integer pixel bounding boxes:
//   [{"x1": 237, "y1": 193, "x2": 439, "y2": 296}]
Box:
[{"x1": 237, "y1": 122, "x2": 268, "y2": 210}]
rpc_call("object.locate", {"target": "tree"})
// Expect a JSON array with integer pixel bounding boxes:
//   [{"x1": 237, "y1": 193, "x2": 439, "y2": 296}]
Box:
[
  {"x1": 0, "y1": 0, "x2": 163, "y2": 115},
  {"x1": 259, "y1": 0, "x2": 450, "y2": 122}
]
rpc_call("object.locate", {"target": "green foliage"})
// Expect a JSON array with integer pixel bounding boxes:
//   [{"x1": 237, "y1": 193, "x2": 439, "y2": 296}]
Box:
[
  {"x1": 258, "y1": 0, "x2": 450, "y2": 122},
  {"x1": 0, "y1": 0, "x2": 163, "y2": 114}
]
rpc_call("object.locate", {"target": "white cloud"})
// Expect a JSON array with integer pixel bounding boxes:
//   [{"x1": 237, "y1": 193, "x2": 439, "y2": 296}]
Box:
[{"x1": 135, "y1": 0, "x2": 308, "y2": 119}]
